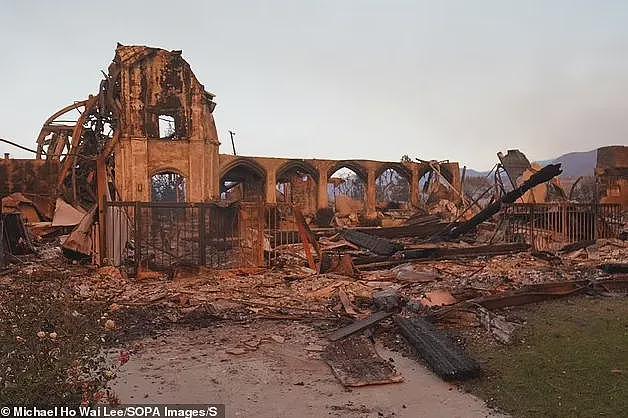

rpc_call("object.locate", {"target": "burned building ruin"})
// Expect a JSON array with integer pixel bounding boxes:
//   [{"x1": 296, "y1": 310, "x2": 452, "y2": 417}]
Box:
[
  {"x1": 1, "y1": 44, "x2": 625, "y2": 272},
  {"x1": 0, "y1": 45, "x2": 463, "y2": 270}
]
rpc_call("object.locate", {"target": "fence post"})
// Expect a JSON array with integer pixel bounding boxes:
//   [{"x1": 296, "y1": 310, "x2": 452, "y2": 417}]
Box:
[
  {"x1": 199, "y1": 204, "x2": 206, "y2": 266},
  {"x1": 134, "y1": 202, "x2": 141, "y2": 272},
  {"x1": 529, "y1": 205, "x2": 535, "y2": 250},
  {"x1": 593, "y1": 202, "x2": 599, "y2": 240},
  {"x1": 0, "y1": 214, "x2": 4, "y2": 268},
  {"x1": 561, "y1": 203, "x2": 567, "y2": 243},
  {"x1": 257, "y1": 202, "x2": 265, "y2": 267}
]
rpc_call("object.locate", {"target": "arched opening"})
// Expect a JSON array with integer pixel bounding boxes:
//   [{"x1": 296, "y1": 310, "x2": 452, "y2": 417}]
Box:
[
  {"x1": 276, "y1": 161, "x2": 318, "y2": 214},
  {"x1": 158, "y1": 114, "x2": 176, "y2": 139},
  {"x1": 328, "y1": 165, "x2": 366, "y2": 214},
  {"x1": 376, "y1": 167, "x2": 410, "y2": 209},
  {"x1": 220, "y1": 160, "x2": 266, "y2": 202},
  {"x1": 417, "y1": 164, "x2": 455, "y2": 205},
  {"x1": 151, "y1": 171, "x2": 187, "y2": 202}
]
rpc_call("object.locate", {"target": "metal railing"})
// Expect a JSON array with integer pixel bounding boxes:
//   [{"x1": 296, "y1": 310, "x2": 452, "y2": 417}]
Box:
[
  {"x1": 264, "y1": 203, "x2": 302, "y2": 266},
  {"x1": 0, "y1": 214, "x2": 5, "y2": 268},
  {"x1": 503, "y1": 202, "x2": 624, "y2": 251},
  {"x1": 105, "y1": 201, "x2": 266, "y2": 274}
]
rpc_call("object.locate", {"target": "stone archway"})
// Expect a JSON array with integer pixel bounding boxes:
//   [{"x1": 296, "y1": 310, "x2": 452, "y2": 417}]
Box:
[
  {"x1": 375, "y1": 165, "x2": 411, "y2": 209},
  {"x1": 220, "y1": 158, "x2": 267, "y2": 202},
  {"x1": 327, "y1": 162, "x2": 367, "y2": 214},
  {"x1": 275, "y1": 160, "x2": 319, "y2": 213}
]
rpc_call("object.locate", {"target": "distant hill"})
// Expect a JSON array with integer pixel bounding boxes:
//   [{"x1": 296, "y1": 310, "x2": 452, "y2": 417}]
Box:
[
  {"x1": 464, "y1": 149, "x2": 599, "y2": 179},
  {"x1": 536, "y1": 149, "x2": 596, "y2": 178},
  {"x1": 464, "y1": 167, "x2": 491, "y2": 177}
]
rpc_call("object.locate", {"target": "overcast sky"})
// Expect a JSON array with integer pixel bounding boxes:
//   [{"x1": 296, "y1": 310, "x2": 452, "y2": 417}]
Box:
[{"x1": 1, "y1": 0, "x2": 627, "y2": 169}]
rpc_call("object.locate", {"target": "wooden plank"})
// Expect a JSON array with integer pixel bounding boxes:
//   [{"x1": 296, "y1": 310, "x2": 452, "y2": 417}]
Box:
[
  {"x1": 328, "y1": 311, "x2": 392, "y2": 341},
  {"x1": 294, "y1": 208, "x2": 316, "y2": 270},
  {"x1": 400, "y1": 242, "x2": 530, "y2": 261},
  {"x1": 96, "y1": 156, "x2": 108, "y2": 266},
  {"x1": 477, "y1": 306, "x2": 519, "y2": 344},
  {"x1": 323, "y1": 335, "x2": 403, "y2": 387}
]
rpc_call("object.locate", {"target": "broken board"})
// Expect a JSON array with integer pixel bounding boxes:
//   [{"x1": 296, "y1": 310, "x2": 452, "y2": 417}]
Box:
[
  {"x1": 477, "y1": 306, "x2": 519, "y2": 344},
  {"x1": 341, "y1": 229, "x2": 403, "y2": 256},
  {"x1": 328, "y1": 311, "x2": 392, "y2": 341},
  {"x1": 323, "y1": 334, "x2": 403, "y2": 387}
]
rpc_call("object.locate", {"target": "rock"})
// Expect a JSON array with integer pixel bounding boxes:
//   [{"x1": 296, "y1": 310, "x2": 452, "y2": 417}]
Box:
[
  {"x1": 37, "y1": 331, "x2": 46, "y2": 338},
  {"x1": 104, "y1": 319, "x2": 116, "y2": 331},
  {"x1": 98, "y1": 266, "x2": 127, "y2": 281},
  {"x1": 419, "y1": 290, "x2": 457, "y2": 307},
  {"x1": 373, "y1": 289, "x2": 401, "y2": 312},
  {"x1": 49, "y1": 332, "x2": 58, "y2": 339},
  {"x1": 396, "y1": 269, "x2": 439, "y2": 283},
  {"x1": 226, "y1": 348, "x2": 247, "y2": 355},
  {"x1": 137, "y1": 269, "x2": 163, "y2": 281},
  {"x1": 270, "y1": 335, "x2": 285, "y2": 344},
  {"x1": 244, "y1": 340, "x2": 260, "y2": 348},
  {"x1": 304, "y1": 344, "x2": 324, "y2": 352},
  {"x1": 180, "y1": 303, "x2": 218, "y2": 324}
]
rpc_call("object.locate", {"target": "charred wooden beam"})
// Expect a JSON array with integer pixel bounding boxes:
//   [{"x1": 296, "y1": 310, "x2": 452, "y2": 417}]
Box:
[
  {"x1": 447, "y1": 163, "x2": 562, "y2": 239},
  {"x1": 328, "y1": 311, "x2": 393, "y2": 341},
  {"x1": 405, "y1": 214, "x2": 442, "y2": 226},
  {"x1": 353, "y1": 242, "x2": 530, "y2": 270},
  {"x1": 294, "y1": 208, "x2": 317, "y2": 269},
  {"x1": 2, "y1": 213, "x2": 34, "y2": 255},
  {"x1": 394, "y1": 315, "x2": 480, "y2": 381},
  {"x1": 400, "y1": 242, "x2": 530, "y2": 261},
  {"x1": 558, "y1": 239, "x2": 595, "y2": 254},
  {"x1": 429, "y1": 277, "x2": 628, "y2": 318},
  {"x1": 600, "y1": 263, "x2": 628, "y2": 274},
  {"x1": 366, "y1": 222, "x2": 452, "y2": 239},
  {"x1": 352, "y1": 254, "x2": 390, "y2": 265},
  {"x1": 341, "y1": 229, "x2": 403, "y2": 256}
]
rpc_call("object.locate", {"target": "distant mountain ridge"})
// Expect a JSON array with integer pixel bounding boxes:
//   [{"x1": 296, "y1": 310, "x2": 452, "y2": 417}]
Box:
[
  {"x1": 465, "y1": 148, "x2": 599, "y2": 178},
  {"x1": 535, "y1": 149, "x2": 597, "y2": 178}
]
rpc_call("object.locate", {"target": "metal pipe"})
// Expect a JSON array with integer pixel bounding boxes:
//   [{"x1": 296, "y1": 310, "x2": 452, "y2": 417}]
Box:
[{"x1": 0, "y1": 138, "x2": 42, "y2": 155}]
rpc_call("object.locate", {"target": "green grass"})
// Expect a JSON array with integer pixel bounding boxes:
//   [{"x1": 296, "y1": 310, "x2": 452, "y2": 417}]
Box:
[{"x1": 465, "y1": 297, "x2": 628, "y2": 418}]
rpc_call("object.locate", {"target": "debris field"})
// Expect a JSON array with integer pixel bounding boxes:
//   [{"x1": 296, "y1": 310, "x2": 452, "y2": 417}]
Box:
[{"x1": 0, "y1": 44, "x2": 627, "y2": 411}]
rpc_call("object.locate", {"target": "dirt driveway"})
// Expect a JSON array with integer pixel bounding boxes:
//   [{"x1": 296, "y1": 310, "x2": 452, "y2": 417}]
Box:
[{"x1": 112, "y1": 320, "x2": 503, "y2": 418}]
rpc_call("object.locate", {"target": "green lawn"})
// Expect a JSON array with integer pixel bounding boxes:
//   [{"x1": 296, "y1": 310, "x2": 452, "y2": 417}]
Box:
[{"x1": 465, "y1": 296, "x2": 628, "y2": 418}]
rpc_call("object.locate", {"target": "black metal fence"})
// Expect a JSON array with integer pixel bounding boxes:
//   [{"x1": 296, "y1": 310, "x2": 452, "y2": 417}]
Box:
[
  {"x1": 105, "y1": 201, "x2": 265, "y2": 273},
  {"x1": 503, "y1": 203, "x2": 624, "y2": 251},
  {"x1": 0, "y1": 214, "x2": 5, "y2": 268},
  {"x1": 264, "y1": 203, "x2": 303, "y2": 266}
]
